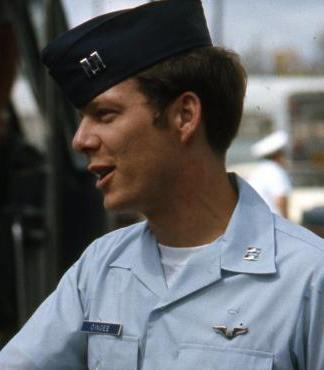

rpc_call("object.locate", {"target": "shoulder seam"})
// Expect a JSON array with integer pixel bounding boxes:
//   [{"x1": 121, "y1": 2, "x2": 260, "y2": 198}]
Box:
[{"x1": 275, "y1": 222, "x2": 324, "y2": 254}]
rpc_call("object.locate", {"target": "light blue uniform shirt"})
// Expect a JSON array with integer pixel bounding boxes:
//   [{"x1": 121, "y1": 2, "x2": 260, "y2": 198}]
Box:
[{"x1": 1, "y1": 176, "x2": 324, "y2": 370}]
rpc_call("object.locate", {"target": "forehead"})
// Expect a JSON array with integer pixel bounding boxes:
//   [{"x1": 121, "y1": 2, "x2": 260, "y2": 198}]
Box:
[{"x1": 84, "y1": 78, "x2": 144, "y2": 109}]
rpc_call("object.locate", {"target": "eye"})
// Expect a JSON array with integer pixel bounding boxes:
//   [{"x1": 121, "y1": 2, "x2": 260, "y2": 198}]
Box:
[{"x1": 94, "y1": 108, "x2": 118, "y2": 122}]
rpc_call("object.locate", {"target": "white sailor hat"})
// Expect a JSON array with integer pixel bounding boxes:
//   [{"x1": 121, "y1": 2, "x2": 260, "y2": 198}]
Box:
[{"x1": 251, "y1": 130, "x2": 288, "y2": 158}]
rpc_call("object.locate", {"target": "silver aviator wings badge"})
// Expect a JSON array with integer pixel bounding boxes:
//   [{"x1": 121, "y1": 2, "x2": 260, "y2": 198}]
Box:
[{"x1": 213, "y1": 325, "x2": 249, "y2": 340}]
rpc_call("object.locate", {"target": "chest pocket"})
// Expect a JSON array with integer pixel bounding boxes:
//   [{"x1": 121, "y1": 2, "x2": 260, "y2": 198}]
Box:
[
  {"x1": 177, "y1": 343, "x2": 273, "y2": 370},
  {"x1": 87, "y1": 334, "x2": 139, "y2": 370}
]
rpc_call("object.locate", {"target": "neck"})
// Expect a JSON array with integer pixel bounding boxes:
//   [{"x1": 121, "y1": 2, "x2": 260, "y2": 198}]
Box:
[{"x1": 144, "y1": 154, "x2": 238, "y2": 247}]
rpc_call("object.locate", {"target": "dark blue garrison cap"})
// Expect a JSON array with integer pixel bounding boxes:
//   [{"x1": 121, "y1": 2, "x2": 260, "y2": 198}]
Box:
[{"x1": 41, "y1": 0, "x2": 212, "y2": 109}]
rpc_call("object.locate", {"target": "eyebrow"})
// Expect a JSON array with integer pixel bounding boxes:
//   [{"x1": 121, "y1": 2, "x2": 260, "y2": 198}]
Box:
[
  {"x1": 82, "y1": 97, "x2": 121, "y2": 113},
  {"x1": 86, "y1": 100, "x2": 104, "y2": 110}
]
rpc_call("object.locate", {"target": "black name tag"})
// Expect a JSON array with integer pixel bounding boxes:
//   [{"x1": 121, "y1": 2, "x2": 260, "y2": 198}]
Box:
[{"x1": 81, "y1": 321, "x2": 123, "y2": 336}]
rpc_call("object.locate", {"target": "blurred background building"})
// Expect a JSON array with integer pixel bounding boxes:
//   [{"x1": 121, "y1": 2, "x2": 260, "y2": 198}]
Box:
[{"x1": 1, "y1": 0, "x2": 324, "y2": 347}]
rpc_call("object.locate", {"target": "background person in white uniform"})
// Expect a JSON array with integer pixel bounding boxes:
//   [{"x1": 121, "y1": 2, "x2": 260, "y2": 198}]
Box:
[{"x1": 248, "y1": 130, "x2": 292, "y2": 217}]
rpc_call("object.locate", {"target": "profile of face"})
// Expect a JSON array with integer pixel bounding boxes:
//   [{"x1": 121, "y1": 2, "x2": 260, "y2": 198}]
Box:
[{"x1": 72, "y1": 79, "x2": 182, "y2": 215}]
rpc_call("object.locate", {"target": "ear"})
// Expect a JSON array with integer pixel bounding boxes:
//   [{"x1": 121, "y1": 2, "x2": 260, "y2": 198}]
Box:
[{"x1": 168, "y1": 91, "x2": 202, "y2": 144}]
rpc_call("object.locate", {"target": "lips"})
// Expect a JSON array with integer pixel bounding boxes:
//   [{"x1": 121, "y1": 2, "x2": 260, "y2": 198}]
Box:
[{"x1": 88, "y1": 164, "x2": 116, "y2": 188}]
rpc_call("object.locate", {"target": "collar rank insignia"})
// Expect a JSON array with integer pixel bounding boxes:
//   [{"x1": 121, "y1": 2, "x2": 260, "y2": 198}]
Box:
[
  {"x1": 213, "y1": 325, "x2": 248, "y2": 340},
  {"x1": 244, "y1": 247, "x2": 261, "y2": 261}
]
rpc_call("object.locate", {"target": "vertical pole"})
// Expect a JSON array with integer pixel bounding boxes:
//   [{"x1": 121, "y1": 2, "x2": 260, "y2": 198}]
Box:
[
  {"x1": 11, "y1": 220, "x2": 27, "y2": 327},
  {"x1": 44, "y1": 0, "x2": 66, "y2": 292}
]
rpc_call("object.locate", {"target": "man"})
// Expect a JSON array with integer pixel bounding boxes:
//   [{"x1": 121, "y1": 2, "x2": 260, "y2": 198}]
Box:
[
  {"x1": 248, "y1": 130, "x2": 292, "y2": 217},
  {"x1": 1, "y1": 1, "x2": 324, "y2": 369}
]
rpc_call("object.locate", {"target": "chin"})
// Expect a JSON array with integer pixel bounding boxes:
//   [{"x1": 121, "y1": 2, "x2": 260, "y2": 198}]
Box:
[{"x1": 102, "y1": 192, "x2": 139, "y2": 213}]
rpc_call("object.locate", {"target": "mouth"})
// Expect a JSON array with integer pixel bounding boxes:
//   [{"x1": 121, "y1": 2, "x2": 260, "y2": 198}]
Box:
[{"x1": 88, "y1": 165, "x2": 116, "y2": 188}]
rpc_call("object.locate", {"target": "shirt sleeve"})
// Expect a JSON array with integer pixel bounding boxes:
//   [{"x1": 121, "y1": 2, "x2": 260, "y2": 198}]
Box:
[
  {"x1": 293, "y1": 269, "x2": 324, "y2": 370},
  {"x1": 0, "y1": 252, "x2": 91, "y2": 370}
]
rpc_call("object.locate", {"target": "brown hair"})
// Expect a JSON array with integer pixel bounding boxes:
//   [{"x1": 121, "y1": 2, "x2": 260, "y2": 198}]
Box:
[{"x1": 135, "y1": 46, "x2": 247, "y2": 155}]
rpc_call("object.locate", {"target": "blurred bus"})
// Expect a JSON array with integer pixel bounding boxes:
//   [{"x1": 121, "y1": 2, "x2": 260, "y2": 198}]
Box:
[{"x1": 227, "y1": 76, "x2": 324, "y2": 223}]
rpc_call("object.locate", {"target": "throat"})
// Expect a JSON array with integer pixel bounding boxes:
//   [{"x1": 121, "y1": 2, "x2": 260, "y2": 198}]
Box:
[
  {"x1": 147, "y1": 181, "x2": 237, "y2": 247},
  {"x1": 148, "y1": 211, "x2": 228, "y2": 248}
]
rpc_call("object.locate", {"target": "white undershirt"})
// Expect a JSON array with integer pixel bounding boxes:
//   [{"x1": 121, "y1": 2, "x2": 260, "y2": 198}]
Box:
[{"x1": 158, "y1": 243, "x2": 212, "y2": 288}]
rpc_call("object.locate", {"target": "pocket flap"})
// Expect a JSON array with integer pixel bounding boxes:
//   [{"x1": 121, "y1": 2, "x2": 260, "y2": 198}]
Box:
[{"x1": 178, "y1": 343, "x2": 273, "y2": 370}]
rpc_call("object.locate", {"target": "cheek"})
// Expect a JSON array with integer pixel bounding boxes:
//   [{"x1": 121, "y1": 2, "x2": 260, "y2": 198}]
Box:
[
  {"x1": 109, "y1": 123, "x2": 149, "y2": 156},
  {"x1": 120, "y1": 142, "x2": 168, "y2": 187},
  {"x1": 115, "y1": 128, "x2": 159, "y2": 164},
  {"x1": 110, "y1": 138, "x2": 154, "y2": 188}
]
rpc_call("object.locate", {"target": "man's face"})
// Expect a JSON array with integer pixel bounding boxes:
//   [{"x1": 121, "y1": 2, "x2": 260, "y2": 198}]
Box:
[{"x1": 73, "y1": 79, "x2": 180, "y2": 214}]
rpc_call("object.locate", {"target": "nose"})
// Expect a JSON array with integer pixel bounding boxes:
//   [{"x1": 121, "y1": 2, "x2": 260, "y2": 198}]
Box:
[{"x1": 72, "y1": 117, "x2": 100, "y2": 152}]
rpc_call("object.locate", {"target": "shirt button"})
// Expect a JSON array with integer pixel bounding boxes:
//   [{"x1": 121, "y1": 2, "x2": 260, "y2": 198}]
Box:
[{"x1": 173, "y1": 350, "x2": 179, "y2": 358}]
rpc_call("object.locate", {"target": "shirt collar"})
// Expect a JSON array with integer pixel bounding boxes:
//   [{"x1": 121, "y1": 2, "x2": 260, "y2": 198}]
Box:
[
  {"x1": 220, "y1": 174, "x2": 277, "y2": 275},
  {"x1": 109, "y1": 174, "x2": 277, "y2": 278}
]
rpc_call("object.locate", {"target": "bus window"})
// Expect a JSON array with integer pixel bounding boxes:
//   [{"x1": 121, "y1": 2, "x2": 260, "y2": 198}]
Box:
[
  {"x1": 227, "y1": 112, "x2": 273, "y2": 165},
  {"x1": 290, "y1": 93, "x2": 324, "y2": 186},
  {"x1": 240, "y1": 112, "x2": 273, "y2": 138}
]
